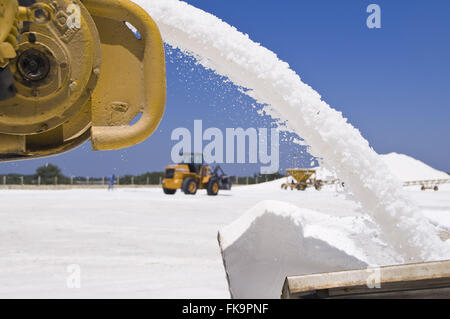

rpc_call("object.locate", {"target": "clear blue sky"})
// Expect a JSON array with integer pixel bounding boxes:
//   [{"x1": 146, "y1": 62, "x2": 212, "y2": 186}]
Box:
[{"x1": 1, "y1": 0, "x2": 449, "y2": 176}]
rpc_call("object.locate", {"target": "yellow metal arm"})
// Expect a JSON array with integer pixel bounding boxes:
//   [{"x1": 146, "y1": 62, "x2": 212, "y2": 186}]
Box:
[
  {"x1": 83, "y1": 0, "x2": 167, "y2": 151},
  {"x1": 0, "y1": 0, "x2": 166, "y2": 161}
]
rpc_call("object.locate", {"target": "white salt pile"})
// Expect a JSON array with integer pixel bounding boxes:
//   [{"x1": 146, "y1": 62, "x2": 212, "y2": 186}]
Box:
[
  {"x1": 380, "y1": 153, "x2": 449, "y2": 182},
  {"x1": 134, "y1": 0, "x2": 449, "y2": 260},
  {"x1": 286, "y1": 152, "x2": 449, "y2": 186},
  {"x1": 219, "y1": 201, "x2": 402, "y2": 298}
]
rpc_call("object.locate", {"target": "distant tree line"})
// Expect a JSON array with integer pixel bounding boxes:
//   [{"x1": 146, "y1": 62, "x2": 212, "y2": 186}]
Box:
[
  {"x1": 234, "y1": 172, "x2": 284, "y2": 185},
  {"x1": 0, "y1": 164, "x2": 164, "y2": 185},
  {"x1": 0, "y1": 164, "x2": 285, "y2": 186}
]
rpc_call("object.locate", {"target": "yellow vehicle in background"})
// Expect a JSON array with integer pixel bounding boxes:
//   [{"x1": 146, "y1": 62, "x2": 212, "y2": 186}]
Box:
[
  {"x1": 281, "y1": 168, "x2": 340, "y2": 191},
  {"x1": 281, "y1": 169, "x2": 318, "y2": 191},
  {"x1": 162, "y1": 153, "x2": 232, "y2": 196}
]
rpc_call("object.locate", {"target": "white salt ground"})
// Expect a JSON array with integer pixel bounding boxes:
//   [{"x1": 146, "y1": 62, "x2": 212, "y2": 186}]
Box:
[{"x1": 0, "y1": 173, "x2": 448, "y2": 298}]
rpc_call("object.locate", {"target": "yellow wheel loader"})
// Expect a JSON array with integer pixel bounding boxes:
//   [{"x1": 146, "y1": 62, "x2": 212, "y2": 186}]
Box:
[
  {"x1": 162, "y1": 153, "x2": 233, "y2": 196},
  {"x1": 0, "y1": 0, "x2": 166, "y2": 160}
]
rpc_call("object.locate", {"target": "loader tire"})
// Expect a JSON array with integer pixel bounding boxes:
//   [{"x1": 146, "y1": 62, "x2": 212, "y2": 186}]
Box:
[
  {"x1": 163, "y1": 188, "x2": 176, "y2": 195},
  {"x1": 183, "y1": 178, "x2": 198, "y2": 195},
  {"x1": 207, "y1": 179, "x2": 219, "y2": 196}
]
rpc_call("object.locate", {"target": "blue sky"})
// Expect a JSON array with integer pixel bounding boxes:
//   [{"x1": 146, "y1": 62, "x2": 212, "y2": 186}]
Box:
[{"x1": 1, "y1": 0, "x2": 449, "y2": 176}]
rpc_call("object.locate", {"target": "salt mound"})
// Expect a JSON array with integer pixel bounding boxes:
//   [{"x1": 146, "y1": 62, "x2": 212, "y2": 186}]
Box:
[
  {"x1": 241, "y1": 151, "x2": 450, "y2": 191},
  {"x1": 280, "y1": 152, "x2": 448, "y2": 186},
  {"x1": 380, "y1": 153, "x2": 449, "y2": 182},
  {"x1": 219, "y1": 201, "x2": 403, "y2": 299},
  {"x1": 314, "y1": 153, "x2": 448, "y2": 183}
]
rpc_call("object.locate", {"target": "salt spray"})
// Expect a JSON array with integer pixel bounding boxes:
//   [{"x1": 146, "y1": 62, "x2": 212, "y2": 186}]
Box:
[{"x1": 134, "y1": 0, "x2": 449, "y2": 261}]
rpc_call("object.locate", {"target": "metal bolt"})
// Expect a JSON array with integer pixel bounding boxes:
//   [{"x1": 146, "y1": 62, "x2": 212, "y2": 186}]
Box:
[{"x1": 69, "y1": 80, "x2": 77, "y2": 91}]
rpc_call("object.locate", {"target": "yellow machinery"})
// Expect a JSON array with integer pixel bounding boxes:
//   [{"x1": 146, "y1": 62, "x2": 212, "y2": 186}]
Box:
[
  {"x1": 0, "y1": 0, "x2": 166, "y2": 161},
  {"x1": 281, "y1": 169, "x2": 321, "y2": 191},
  {"x1": 162, "y1": 153, "x2": 233, "y2": 196},
  {"x1": 281, "y1": 168, "x2": 341, "y2": 191},
  {"x1": 403, "y1": 178, "x2": 450, "y2": 191}
]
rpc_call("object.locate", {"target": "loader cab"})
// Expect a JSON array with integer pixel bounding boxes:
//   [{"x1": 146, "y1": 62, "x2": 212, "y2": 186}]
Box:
[{"x1": 179, "y1": 153, "x2": 204, "y2": 174}]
